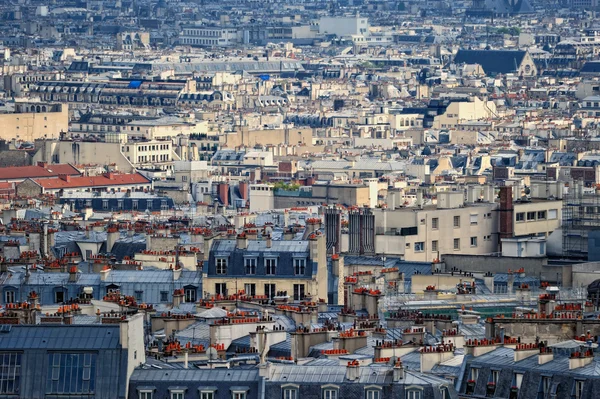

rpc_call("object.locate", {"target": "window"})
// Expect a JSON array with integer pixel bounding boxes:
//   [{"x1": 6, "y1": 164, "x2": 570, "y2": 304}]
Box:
[
  {"x1": 453, "y1": 216, "x2": 460, "y2": 228},
  {"x1": 132, "y1": 200, "x2": 138, "y2": 210},
  {"x1": 265, "y1": 258, "x2": 277, "y2": 275},
  {"x1": 470, "y1": 237, "x2": 478, "y2": 247},
  {"x1": 215, "y1": 283, "x2": 227, "y2": 296},
  {"x1": 366, "y1": 389, "x2": 381, "y2": 399},
  {"x1": 574, "y1": 380, "x2": 584, "y2": 399},
  {"x1": 527, "y1": 211, "x2": 536, "y2": 221},
  {"x1": 514, "y1": 373, "x2": 523, "y2": 389},
  {"x1": 414, "y1": 242, "x2": 424, "y2": 252},
  {"x1": 171, "y1": 392, "x2": 184, "y2": 399},
  {"x1": 537, "y1": 211, "x2": 546, "y2": 220},
  {"x1": 294, "y1": 258, "x2": 306, "y2": 275},
  {"x1": 245, "y1": 258, "x2": 257, "y2": 274},
  {"x1": 55, "y1": 290, "x2": 64, "y2": 304},
  {"x1": 471, "y1": 367, "x2": 479, "y2": 381},
  {"x1": 182, "y1": 176, "x2": 188, "y2": 182},
  {"x1": 244, "y1": 283, "x2": 256, "y2": 297},
  {"x1": 147, "y1": 200, "x2": 153, "y2": 210},
  {"x1": 406, "y1": 389, "x2": 422, "y2": 399},
  {"x1": 454, "y1": 238, "x2": 460, "y2": 250},
  {"x1": 85, "y1": 200, "x2": 92, "y2": 207},
  {"x1": 102, "y1": 200, "x2": 108, "y2": 210},
  {"x1": 216, "y1": 258, "x2": 227, "y2": 274},
  {"x1": 323, "y1": 388, "x2": 338, "y2": 399},
  {"x1": 432, "y1": 240, "x2": 438, "y2": 252},
  {"x1": 283, "y1": 387, "x2": 298, "y2": 399},
  {"x1": 185, "y1": 287, "x2": 196, "y2": 303},
  {"x1": 470, "y1": 214, "x2": 478, "y2": 225},
  {"x1": 293, "y1": 284, "x2": 305, "y2": 301},
  {"x1": 0, "y1": 352, "x2": 21, "y2": 394},
  {"x1": 134, "y1": 290, "x2": 143, "y2": 302},
  {"x1": 440, "y1": 386, "x2": 450, "y2": 399},
  {"x1": 265, "y1": 284, "x2": 276, "y2": 299},
  {"x1": 4, "y1": 291, "x2": 14, "y2": 304},
  {"x1": 160, "y1": 291, "x2": 168, "y2": 302},
  {"x1": 117, "y1": 200, "x2": 123, "y2": 210},
  {"x1": 47, "y1": 353, "x2": 96, "y2": 394},
  {"x1": 540, "y1": 376, "x2": 551, "y2": 398},
  {"x1": 200, "y1": 392, "x2": 215, "y2": 399},
  {"x1": 516, "y1": 212, "x2": 525, "y2": 222},
  {"x1": 548, "y1": 209, "x2": 558, "y2": 219},
  {"x1": 491, "y1": 370, "x2": 499, "y2": 384},
  {"x1": 233, "y1": 392, "x2": 247, "y2": 399},
  {"x1": 431, "y1": 217, "x2": 439, "y2": 229},
  {"x1": 139, "y1": 391, "x2": 153, "y2": 399}
]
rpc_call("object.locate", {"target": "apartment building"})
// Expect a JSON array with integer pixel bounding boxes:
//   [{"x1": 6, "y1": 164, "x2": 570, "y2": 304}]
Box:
[
  {"x1": 180, "y1": 25, "x2": 240, "y2": 47},
  {"x1": 202, "y1": 232, "x2": 341, "y2": 304},
  {"x1": 0, "y1": 102, "x2": 68, "y2": 141},
  {"x1": 343, "y1": 184, "x2": 563, "y2": 262}
]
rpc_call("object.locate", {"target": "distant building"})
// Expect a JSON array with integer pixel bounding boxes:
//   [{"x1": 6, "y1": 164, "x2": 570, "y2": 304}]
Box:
[
  {"x1": 179, "y1": 25, "x2": 240, "y2": 47},
  {"x1": 453, "y1": 49, "x2": 537, "y2": 77}
]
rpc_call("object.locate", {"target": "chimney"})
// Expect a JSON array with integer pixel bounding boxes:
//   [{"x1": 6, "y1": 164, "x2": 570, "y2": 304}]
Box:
[
  {"x1": 538, "y1": 347, "x2": 553, "y2": 365},
  {"x1": 59, "y1": 174, "x2": 71, "y2": 183},
  {"x1": 283, "y1": 228, "x2": 294, "y2": 241},
  {"x1": 345, "y1": 360, "x2": 360, "y2": 381},
  {"x1": 173, "y1": 289, "x2": 184, "y2": 308},
  {"x1": 514, "y1": 343, "x2": 539, "y2": 362},
  {"x1": 237, "y1": 233, "x2": 248, "y2": 249},
  {"x1": 265, "y1": 234, "x2": 272, "y2": 248},
  {"x1": 419, "y1": 344, "x2": 454, "y2": 372},
  {"x1": 106, "y1": 226, "x2": 120, "y2": 253},
  {"x1": 203, "y1": 234, "x2": 215, "y2": 261},
  {"x1": 63, "y1": 314, "x2": 73, "y2": 325},
  {"x1": 498, "y1": 186, "x2": 514, "y2": 243},
  {"x1": 393, "y1": 361, "x2": 405, "y2": 382},
  {"x1": 100, "y1": 266, "x2": 111, "y2": 281},
  {"x1": 173, "y1": 266, "x2": 182, "y2": 281},
  {"x1": 68, "y1": 266, "x2": 78, "y2": 282},
  {"x1": 27, "y1": 291, "x2": 40, "y2": 308},
  {"x1": 569, "y1": 348, "x2": 594, "y2": 370},
  {"x1": 483, "y1": 272, "x2": 494, "y2": 292},
  {"x1": 37, "y1": 161, "x2": 48, "y2": 168},
  {"x1": 183, "y1": 349, "x2": 189, "y2": 369}
]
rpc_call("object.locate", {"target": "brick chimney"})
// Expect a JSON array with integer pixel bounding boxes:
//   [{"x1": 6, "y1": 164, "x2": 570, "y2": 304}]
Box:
[
  {"x1": 59, "y1": 174, "x2": 71, "y2": 183},
  {"x1": 498, "y1": 186, "x2": 514, "y2": 247}
]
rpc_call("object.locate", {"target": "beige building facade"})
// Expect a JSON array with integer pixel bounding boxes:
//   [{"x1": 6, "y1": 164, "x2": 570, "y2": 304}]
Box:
[{"x1": 0, "y1": 103, "x2": 68, "y2": 142}]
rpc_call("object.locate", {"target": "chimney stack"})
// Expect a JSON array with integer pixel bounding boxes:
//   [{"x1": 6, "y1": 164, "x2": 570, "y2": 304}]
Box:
[
  {"x1": 100, "y1": 266, "x2": 111, "y2": 281},
  {"x1": 345, "y1": 360, "x2": 360, "y2": 381},
  {"x1": 237, "y1": 233, "x2": 248, "y2": 249},
  {"x1": 265, "y1": 234, "x2": 272, "y2": 248},
  {"x1": 393, "y1": 361, "x2": 404, "y2": 382},
  {"x1": 173, "y1": 289, "x2": 184, "y2": 308}
]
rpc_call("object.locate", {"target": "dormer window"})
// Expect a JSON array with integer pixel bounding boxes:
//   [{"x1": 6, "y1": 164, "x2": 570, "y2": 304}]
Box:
[
  {"x1": 216, "y1": 258, "x2": 227, "y2": 274},
  {"x1": 244, "y1": 258, "x2": 257, "y2": 275},
  {"x1": 294, "y1": 258, "x2": 306, "y2": 275}
]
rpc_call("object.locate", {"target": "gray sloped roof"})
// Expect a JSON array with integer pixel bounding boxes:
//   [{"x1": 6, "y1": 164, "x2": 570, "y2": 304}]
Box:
[
  {"x1": 454, "y1": 50, "x2": 528, "y2": 76},
  {"x1": 0, "y1": 325, "x2": 120, "y2": 350}
]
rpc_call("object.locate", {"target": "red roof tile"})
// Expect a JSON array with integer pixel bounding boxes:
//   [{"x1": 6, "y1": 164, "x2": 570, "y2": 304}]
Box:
[
  {"x1": 33, "y1": 173, "x2": 151, "y2": 189},
  {"x1": 0, "y1": 164, "x2": 80, "y2": 180}
]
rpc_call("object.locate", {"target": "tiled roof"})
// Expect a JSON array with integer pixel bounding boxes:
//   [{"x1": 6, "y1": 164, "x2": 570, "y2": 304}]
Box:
[
  {"x1": 0, "y1": 164, "x2": 80, "y2": 180},
  {"x1": 34, "y1": 173, "x2": 150, "y2": 189}
]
